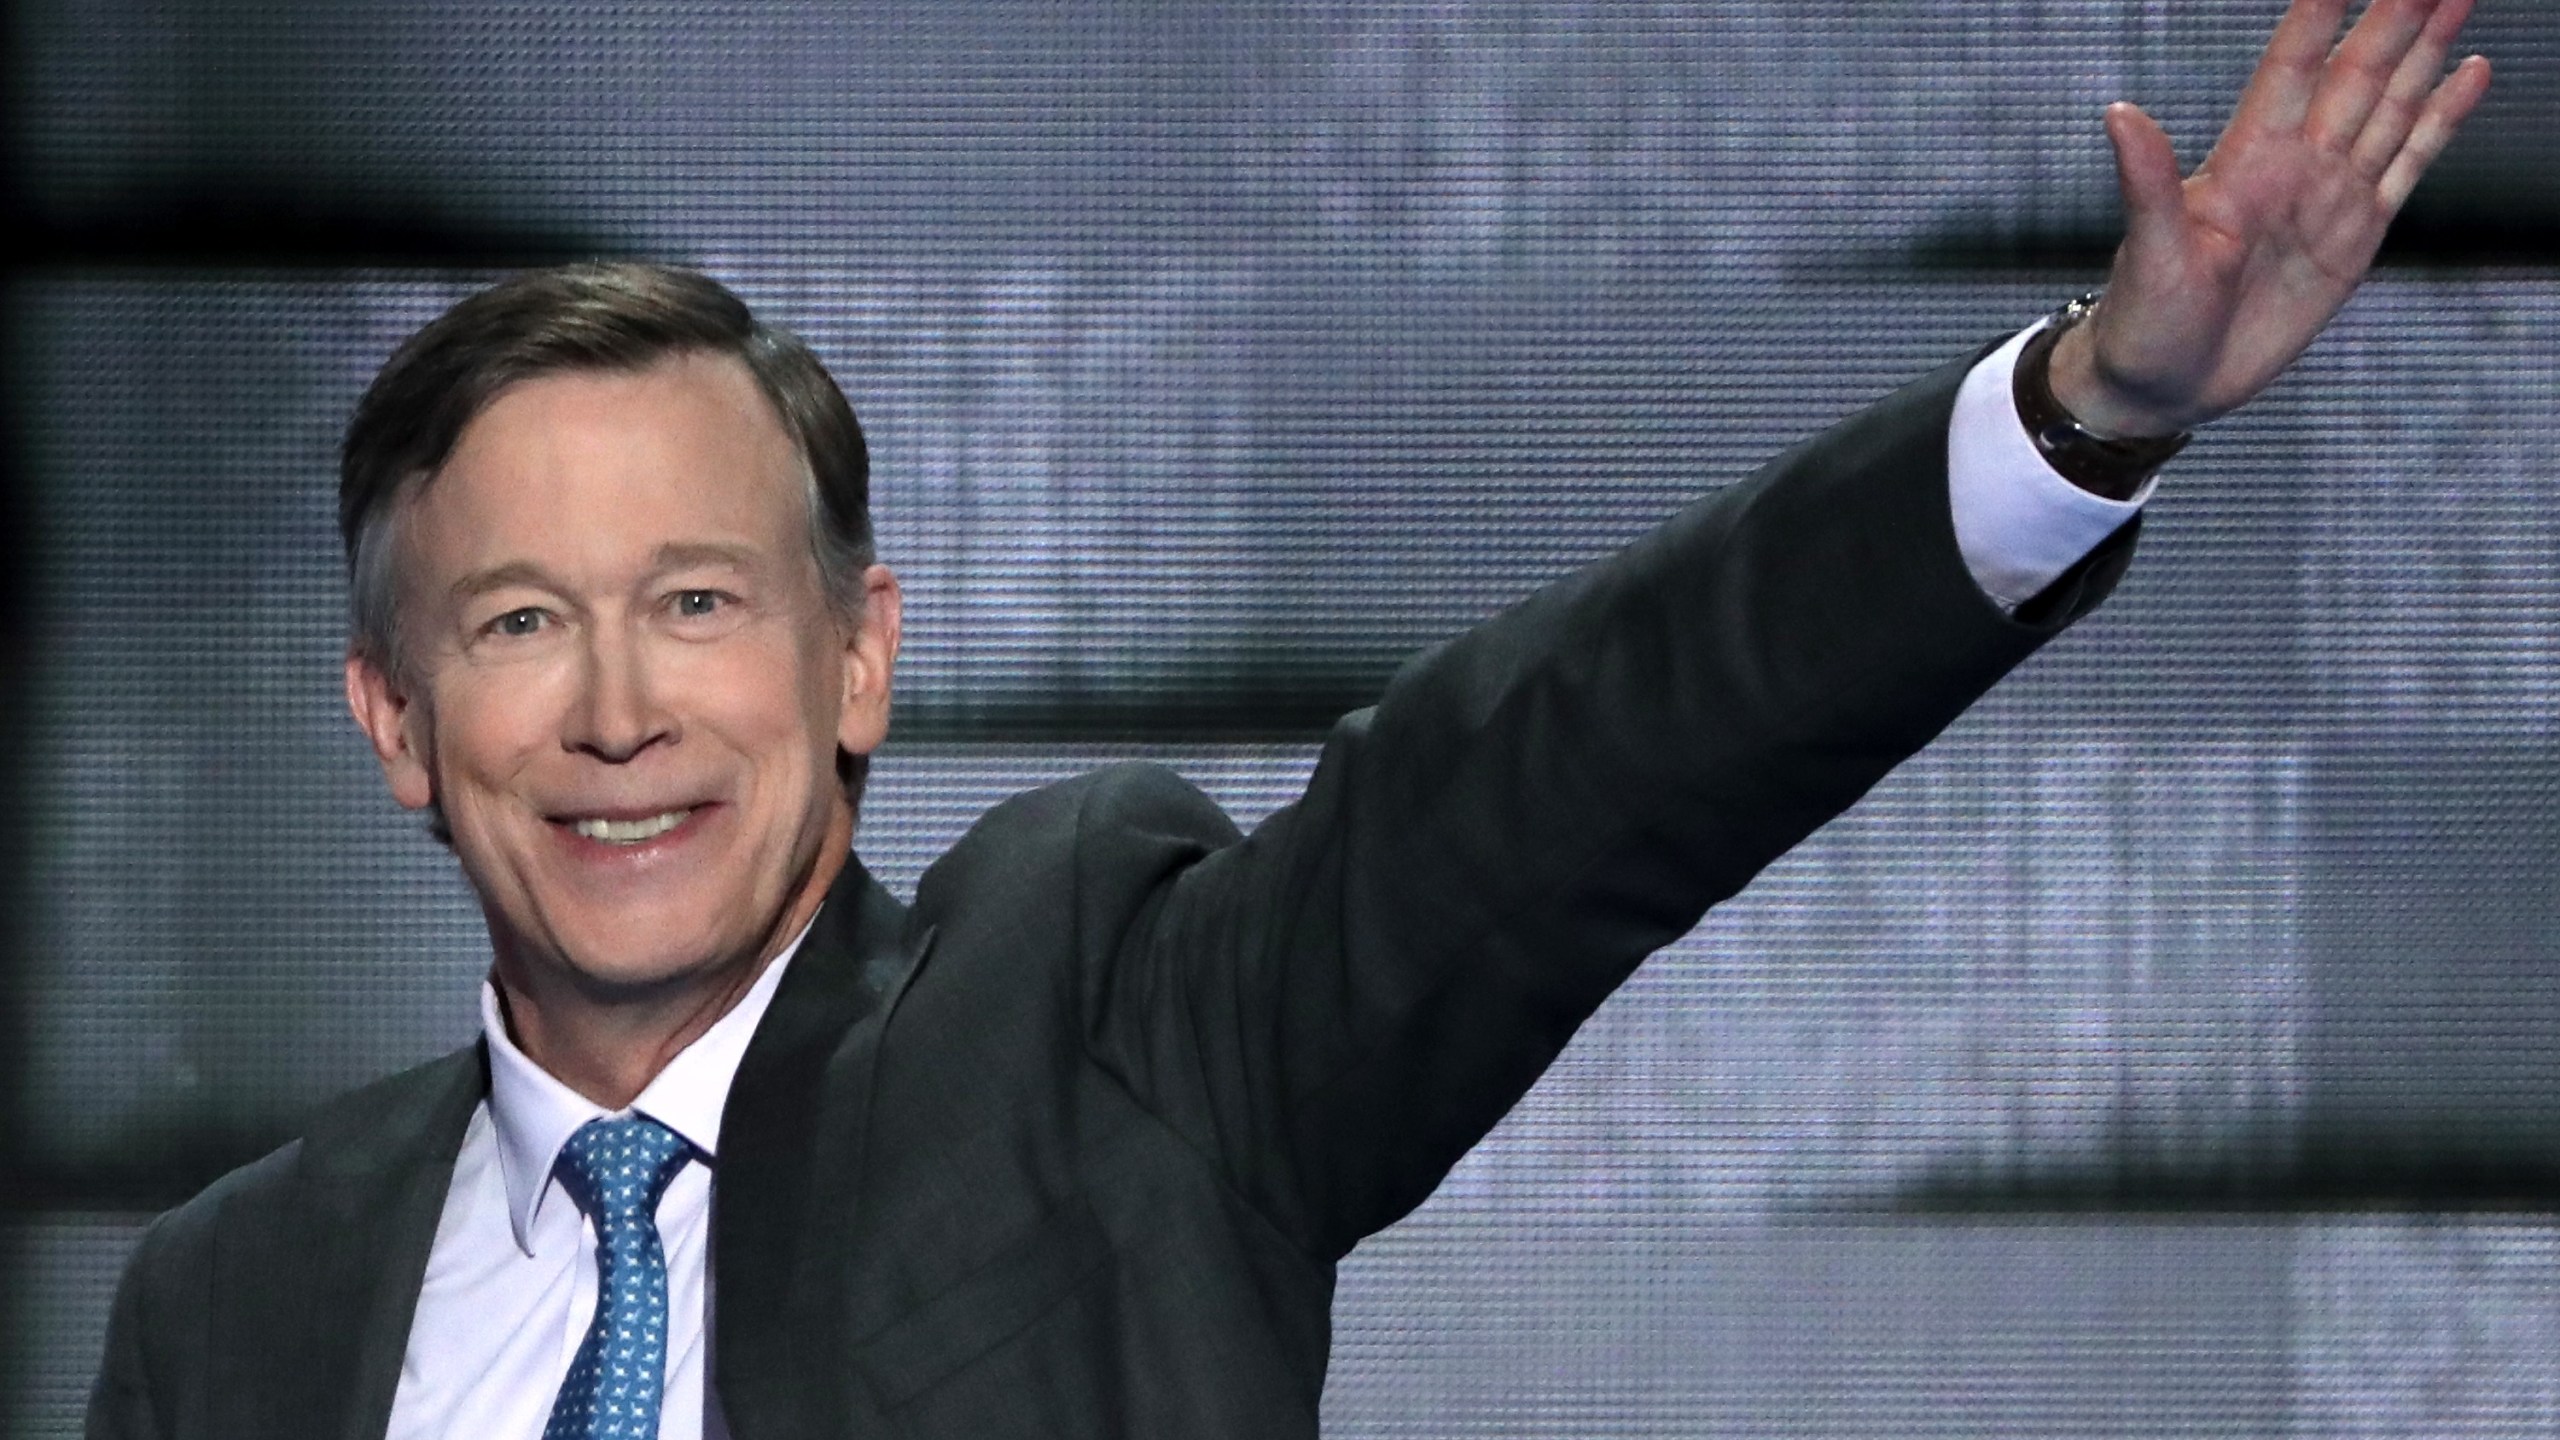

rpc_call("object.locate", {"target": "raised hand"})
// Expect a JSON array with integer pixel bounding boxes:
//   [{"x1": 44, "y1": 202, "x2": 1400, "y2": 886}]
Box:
[{"x1": 2050, "y1": 0, "x2": 2491, "y2": 439}]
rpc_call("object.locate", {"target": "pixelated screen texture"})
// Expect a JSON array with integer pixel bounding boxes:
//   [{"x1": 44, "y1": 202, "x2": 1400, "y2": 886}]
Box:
[{"x1": 12, "y1": 1, "x2": 2560, "y2": 1436}]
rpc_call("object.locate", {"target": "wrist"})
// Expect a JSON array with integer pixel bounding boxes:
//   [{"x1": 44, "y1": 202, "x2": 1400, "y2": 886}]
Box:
[
  {"x1": 2046, "y1": 321, "x2": 2187, "y2": 441},
  {"x1": 2013, "y1": 294, "x2": 2192, "y2": 502}
]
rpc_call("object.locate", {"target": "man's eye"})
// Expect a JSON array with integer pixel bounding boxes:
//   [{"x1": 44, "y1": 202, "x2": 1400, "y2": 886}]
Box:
[
  {"x1": 488, "y1": 608, "x2": 547, "y2": 638},
  {"x1": 673, "y1": 590, "x2": 725, "y2": 618}
]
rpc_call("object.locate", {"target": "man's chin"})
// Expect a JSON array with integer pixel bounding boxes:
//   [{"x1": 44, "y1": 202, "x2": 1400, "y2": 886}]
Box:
[
  {"x1": 492, "y1": 911, "x2": 765, "y2": 1006},
  {"x1": 560, "y1": 936, "x2": 757, "y2": 997}
]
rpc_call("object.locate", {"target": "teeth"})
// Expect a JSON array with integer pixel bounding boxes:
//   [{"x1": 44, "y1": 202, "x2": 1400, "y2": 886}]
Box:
[{"x1": 571, "y1": 810, "x2": 691, "y2": 844}]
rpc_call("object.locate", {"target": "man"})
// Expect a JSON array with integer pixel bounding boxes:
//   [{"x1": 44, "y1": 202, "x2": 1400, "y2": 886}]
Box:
[{"x1": 86, "y1": 1, "x2": 2488, "y2": 1436}]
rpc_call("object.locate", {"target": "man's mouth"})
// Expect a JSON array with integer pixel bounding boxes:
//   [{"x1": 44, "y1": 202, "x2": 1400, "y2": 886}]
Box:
[{"x1": 566, "y1": 808, "x2": 696, "y2": 845}]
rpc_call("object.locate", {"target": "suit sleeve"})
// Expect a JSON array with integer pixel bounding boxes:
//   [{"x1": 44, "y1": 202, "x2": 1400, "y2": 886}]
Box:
[
  {"x1": 86, "y1": 1215, "x2": 175, "y2": 1440},
  {"x1": 1076, "y1": 350, "x2": 2138, "y2": 1260}
]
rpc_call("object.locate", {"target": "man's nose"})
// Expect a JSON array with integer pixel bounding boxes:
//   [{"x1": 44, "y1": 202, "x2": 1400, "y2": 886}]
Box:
[{"x1": 565, "y1": 626, "x2": 677, "y2": 763}]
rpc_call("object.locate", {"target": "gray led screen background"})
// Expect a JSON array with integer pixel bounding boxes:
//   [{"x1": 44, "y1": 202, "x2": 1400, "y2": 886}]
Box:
[{"x1": 8, "y1": 1, "x2": 2560, "y2": 1435}]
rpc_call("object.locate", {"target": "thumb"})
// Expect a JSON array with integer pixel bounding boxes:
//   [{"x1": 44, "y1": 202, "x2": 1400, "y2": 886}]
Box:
[{"x1": 2106, "y1": 102, "x2": 2185, "y2": 244}]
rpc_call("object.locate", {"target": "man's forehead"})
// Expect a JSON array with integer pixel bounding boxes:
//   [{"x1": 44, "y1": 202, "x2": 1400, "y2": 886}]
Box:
[
  {"x1": 449, "y1": 353, "x2": 791, "y2": 473},
  {"x1": 405, "y1": 354, "x2": 809, "y2": 575}
]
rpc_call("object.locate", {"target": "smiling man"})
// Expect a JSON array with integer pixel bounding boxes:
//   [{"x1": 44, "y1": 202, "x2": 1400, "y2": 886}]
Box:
[
  {"x1": 346, "y1": 347, "x2": 898, "y2": 1110},
  {"x1": 87, "y1": 2, "x2": 2490, "y2": 1437}
]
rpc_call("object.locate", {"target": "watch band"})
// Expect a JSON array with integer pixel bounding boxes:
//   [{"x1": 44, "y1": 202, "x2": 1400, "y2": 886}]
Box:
[{"x1": 2013, "y1": 292, "x2": 2191, "y2": 503}]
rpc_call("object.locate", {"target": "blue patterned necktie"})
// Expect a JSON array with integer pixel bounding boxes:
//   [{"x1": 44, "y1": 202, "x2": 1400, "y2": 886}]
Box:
[{"x1": 542, "y1": 1115, "x2": 694, "y2": 1440}]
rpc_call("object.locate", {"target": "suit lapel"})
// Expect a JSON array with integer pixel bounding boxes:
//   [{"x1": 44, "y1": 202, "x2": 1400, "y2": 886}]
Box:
[
  {"x1": 201, "y1": 860, "x2": 921, "y2": 1439},
  {"x1": 210, "y1": 1043, "x2": 486, "y2": 1440},
  {"x1": 717, "y1": 857, "x2": 932, "y2": 1438}
]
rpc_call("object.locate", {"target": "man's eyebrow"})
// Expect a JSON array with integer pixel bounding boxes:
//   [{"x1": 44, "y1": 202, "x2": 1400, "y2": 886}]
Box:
[
  {"x1": 649, "y1": 541, "x2": 763, "y2": 575},
  {"x1": 450, "y1": 561, "x2": 561, "y2": 602},
  {"x1": 445, "y1": 544, "x2": 767, "y2": 605}
]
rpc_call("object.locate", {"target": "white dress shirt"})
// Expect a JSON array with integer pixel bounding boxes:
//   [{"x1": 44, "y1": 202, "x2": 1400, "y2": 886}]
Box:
[
  {"x1": 385, "y1": 924, "x2": 805, "y2": 1440},
  {"x1": 380, "y1": 326, "x2": 2151, "y2": 1438}
]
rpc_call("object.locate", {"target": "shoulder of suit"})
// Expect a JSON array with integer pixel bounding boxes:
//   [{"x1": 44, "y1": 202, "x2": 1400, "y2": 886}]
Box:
[
  {"x1": 953, "y1": 760, "x2": 1240, "y2": 855},
  {"x1": 910, "y1": 760, "x2": 1243, "y2": 912},
  {"x1": 298, "y1": 1042, "x2": 486, "y2": 1166},
  {"x1": 140, "y1": 1044, "x2": 483, "y2": 1255}
]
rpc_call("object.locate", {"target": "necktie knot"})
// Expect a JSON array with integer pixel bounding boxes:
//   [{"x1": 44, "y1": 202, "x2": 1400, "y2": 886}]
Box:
[{"x1": 556, "y1": 1114, "x2": 691, "y2": 1227}]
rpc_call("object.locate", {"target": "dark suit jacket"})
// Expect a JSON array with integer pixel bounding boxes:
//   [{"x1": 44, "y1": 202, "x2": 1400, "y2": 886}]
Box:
[{"x1": 87, "y1": 351, "x2": 2134, "y2": 1439}]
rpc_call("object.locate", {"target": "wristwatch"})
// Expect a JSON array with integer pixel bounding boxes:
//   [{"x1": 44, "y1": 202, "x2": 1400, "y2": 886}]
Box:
[{"x1": 2012, "y1": 292, "x2": 2191, "y2": 502}]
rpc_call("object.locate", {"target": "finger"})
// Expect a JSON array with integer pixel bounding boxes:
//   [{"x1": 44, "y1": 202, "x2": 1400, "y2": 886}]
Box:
[
  {"x1": 2350, "y1": 0, "x2": 2475, "y2": 175},
  {"x1": 2304, "y1": 0, "x2": 2440, "y2": 150},
  {"x1": 2378, "y1": 54, "x2": 2491, "y2": 212},
  {"x1": 2108, "y1": 102, "x2": 2188, "y2": 244},
  {"x1": 2234, "y1": 0, "x2": 2356, "y2": 135}
]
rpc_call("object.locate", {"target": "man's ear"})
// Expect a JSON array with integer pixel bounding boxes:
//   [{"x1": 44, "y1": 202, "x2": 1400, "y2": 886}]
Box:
[
  {"x1": 838, "y1": 564, "x2": 903, "y2": 760},
  {"x1": 346, "y1": 650, "x2": 437, "y2": 812}
]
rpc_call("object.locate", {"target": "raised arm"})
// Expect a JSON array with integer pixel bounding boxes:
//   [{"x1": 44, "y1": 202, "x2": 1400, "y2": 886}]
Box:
[
  {"x1": 2054, "y1": 0, "x2": 2490, "y2": 438},
  {"x1": 1097, "y1": 353, "x2": 2109, "y2": 1259},
  {"x1": 1080, "y1": 0, "x2": 2494, "y2": 1262}
]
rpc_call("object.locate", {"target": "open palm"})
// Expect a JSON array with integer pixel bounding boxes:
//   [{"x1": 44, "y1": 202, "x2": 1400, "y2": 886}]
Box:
[{"x1": 2058, "y1": 0, "x2": 2491, "y2": 438}]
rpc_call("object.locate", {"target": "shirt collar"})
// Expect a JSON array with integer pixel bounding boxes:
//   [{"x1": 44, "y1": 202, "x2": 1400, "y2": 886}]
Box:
[{"x1": 482, "y1": 917, "x2": 812, "y2": 1255}]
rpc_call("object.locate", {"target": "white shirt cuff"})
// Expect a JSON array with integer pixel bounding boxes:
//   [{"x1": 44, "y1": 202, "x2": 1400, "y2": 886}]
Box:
[{"x1": 1947, "y1": 322, "x2": 2154, "y2": 612}]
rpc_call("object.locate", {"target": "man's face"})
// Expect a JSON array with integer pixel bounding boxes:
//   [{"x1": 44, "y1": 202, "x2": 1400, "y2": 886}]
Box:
[{"x1": 346, "y1": 353, "x2": 898, "y2": 994}]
